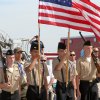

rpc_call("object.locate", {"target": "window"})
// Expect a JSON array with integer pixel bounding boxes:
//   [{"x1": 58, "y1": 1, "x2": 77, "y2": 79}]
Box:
[
  {"x1": 94, "y1": 38, "x2": 96, "y2": 42},
  {"x1": 70, "y1": 39, "x2": 72, "y2": 44}
]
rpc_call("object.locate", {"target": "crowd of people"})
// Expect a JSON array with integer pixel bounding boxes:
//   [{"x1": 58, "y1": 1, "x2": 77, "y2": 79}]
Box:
[{"x1": 0, "y1": 35, "x2": 100, "y2": 100}]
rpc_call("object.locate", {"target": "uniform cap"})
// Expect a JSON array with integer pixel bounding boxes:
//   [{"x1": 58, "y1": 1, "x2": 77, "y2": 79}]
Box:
[
  {"x1": 6, "y1": 49, "x2": 14, "y2": 55},
  {"x1": 58, "y1": 42, "x2": 66, "y2": 50},
  {"x1": 30, "y1": 41, "x2": 42, "y2": 51},
  {"x1": 83, "y1": 40, "x2": 92, "y2": 46}
]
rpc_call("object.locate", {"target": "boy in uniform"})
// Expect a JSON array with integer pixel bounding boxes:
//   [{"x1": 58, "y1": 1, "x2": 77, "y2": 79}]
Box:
[
  {"x1": 25, "y1": 41, "x2": 49, "y2": 100},
  {"x1": 76, "y1": 41, "x2": 100, "y2": 100},
  {"x1": 52, "y1": 42, "x2": 77, "y2": 100},
  {"x1": 14, "y1": 47, "x2": 27, "y2": 100},
  {"x1": 0, "y1": 49, "x2": 21, "y2": 100}
]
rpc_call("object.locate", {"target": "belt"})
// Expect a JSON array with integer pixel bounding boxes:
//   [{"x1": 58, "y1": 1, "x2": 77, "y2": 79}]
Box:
[
  {"x1": 57, "y1": 81, "x2": 66, "y2": 86},
  {"x1": 11, "y1": 91, "x2": 15, "y2": 94},
  {"x1": 89, "y1": 80, "x2": 94, "y2": 82},
  {"x1": 0, "y1": 90, "x2": 2, "y2": 93},
  {"x1": 80, "y1": 80, "x2": 95, "y2": 83},
  {"x1": 2, "y1": 90, "x2": 18, "y2": 94},
  {"x1": 57, "y1": 81, "x2": 72, "y2": 86}
]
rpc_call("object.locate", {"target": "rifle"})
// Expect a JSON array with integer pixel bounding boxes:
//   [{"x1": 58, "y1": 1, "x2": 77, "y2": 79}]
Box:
[
  {"x1": 1, "y1": 56, "x2": 8, "y2": 83},
  {"x1": 79, "y1": 32, "x2": 100, "y2": 73},
  {"x1": 0, "y1": 46, "x2": 8, "y2": 82}
]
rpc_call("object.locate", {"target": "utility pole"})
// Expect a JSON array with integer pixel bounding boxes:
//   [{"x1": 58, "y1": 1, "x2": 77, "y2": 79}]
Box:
[{"x1": 21, "y1": 39, "x2": 29, "y2": 54}]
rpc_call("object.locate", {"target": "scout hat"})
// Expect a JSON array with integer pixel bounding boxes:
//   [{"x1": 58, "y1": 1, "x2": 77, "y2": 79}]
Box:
[{"x1": 6, "y1": 49, "x2": 14, "y2": 55}]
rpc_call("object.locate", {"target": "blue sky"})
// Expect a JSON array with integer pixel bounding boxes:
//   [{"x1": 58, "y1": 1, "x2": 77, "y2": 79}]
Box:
[{"x1": 0, "y1": 0, "x2": 99, "y2": 53}]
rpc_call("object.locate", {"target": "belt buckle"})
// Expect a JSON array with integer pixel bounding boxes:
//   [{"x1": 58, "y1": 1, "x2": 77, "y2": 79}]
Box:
[
  {"x1": 11, "y1": 91, "x2": 14, "y2": 94},
  {"x1": 89, "y1": 80, "x2": 93, "y2": 82}
]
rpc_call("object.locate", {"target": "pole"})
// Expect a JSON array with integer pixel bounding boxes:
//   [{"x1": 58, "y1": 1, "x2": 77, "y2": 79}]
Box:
[
  {"x1": 66, "y1": 28, "x2": 70, "y2": 86},
  {"x1": 38, "y1": 0, "x2": 41, "y2": 93},
  {"x1": 38, "y1": 24, "x2": 41, "y2": 94}
]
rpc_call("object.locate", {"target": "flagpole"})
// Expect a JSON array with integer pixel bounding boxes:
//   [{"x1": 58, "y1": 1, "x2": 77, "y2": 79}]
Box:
[
  {"x1": 66, "y1": 28, "x2": 70, "y2": 86},
  {"x1": 38, "y1": 0, "x2": 41, "y2": 94}
]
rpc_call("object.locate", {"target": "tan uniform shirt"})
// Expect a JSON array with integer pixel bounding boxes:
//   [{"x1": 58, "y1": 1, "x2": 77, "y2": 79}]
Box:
[
  {"x1": 25, "y1": 61, "x2": 49, "y2": 86},
  {"x1": 0, "y1": 68, "x2": 4, "y2": 93},
  {"x1": 15, "y1": 61, "x2": 27, "y2": 83},
  {"x1": 76, "y1": 57, "x2": 97, "y2": 81},
  {"x1": 1, "y1": 64, "x2": 20, "y2": 93},
  {"x1": 52, "y1": 58, "x2": 77, "y2": 82},
  {"x1": 15, "y1": 61, "x2": 27, "y2": 97}
]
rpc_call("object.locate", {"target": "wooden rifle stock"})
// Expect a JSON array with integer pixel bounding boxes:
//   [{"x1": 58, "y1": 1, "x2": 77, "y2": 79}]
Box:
[
  {"x1": 91, "y1": 52, "x2": 100, "y2": 73},
  {"x1": 2, "y1": 57, "x2": 8, "y2": 83}
]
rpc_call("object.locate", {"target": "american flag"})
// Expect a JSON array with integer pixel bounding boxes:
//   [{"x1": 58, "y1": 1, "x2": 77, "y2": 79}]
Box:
[{"x1": 39, "y1": 0, "x2": 100, "y2": 41}]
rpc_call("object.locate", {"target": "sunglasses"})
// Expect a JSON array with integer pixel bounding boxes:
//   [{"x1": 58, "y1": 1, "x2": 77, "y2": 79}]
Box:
[{"x1": 70, "y1": 54, "x2": 75, "y2": 56}]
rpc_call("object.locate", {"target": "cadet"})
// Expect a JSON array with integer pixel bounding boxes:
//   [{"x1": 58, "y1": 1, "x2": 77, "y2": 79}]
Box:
[
  {"x1": 0, "y1": 49, "x2": 21, "y2": 100},
  {"x1": 93, "y1": 47, "x2": 99, "y2": 60},
  {"x1": 25, "y1": 41, "x2": 49, "y2": 100},
  {"x1": 14, "y1": 47, "x2": 27, "y2": 100},
  {"x1": 93, "y1": 47, "x2": 100, "y2": 100},
  {"x1": 76, "y1": 41, "x2": 99, "y2": 100},
  {"x1": 52, "y1": 42, "x2": 77, "y2": 100}
]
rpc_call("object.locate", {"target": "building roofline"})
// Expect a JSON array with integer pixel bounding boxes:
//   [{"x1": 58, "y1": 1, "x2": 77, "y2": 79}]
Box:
[{"x1": 60, "y1": 35, "x2": 95, "y2": 40}]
